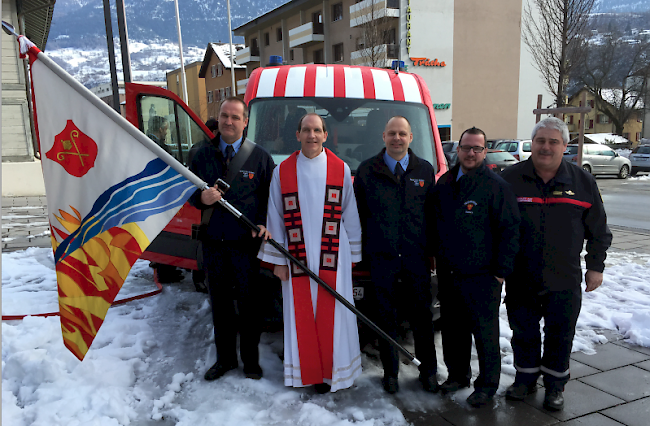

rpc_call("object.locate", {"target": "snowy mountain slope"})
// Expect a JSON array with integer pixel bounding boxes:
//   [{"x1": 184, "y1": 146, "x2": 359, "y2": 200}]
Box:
[{"x1": 45, "y1": 0, "x2": 285, "y2": 87}]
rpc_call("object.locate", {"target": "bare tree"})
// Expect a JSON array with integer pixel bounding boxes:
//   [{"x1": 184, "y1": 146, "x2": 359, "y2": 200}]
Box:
[
  {"x1": 523, "y1": 0, "x2": 595, "y2": 107},
  {"x1": 354, "y1": 0, "x2": 396, "y2": 67},
  {"x1": 578, "y1": 32, "x2": 650, "y2": 135}
]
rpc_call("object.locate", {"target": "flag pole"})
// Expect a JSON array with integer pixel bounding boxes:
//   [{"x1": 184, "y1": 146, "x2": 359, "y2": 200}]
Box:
[
  {"x1": 215, "y1": 194, "x2": 422, "y2": 367},
  {"x1": 227, "y1": 0, "x2": 236, "y2": 95},
  {"x1": 173, "y1": 0, "x2": 189, "y2": 103},
  {"x1": 2, "y1": 23, "x2": 208, "y2": 191}
]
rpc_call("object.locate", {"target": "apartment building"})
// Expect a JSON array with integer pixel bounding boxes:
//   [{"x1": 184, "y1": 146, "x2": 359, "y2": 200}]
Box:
[
  {"x1": 233, "y1": 0, "x2": 548, "y2": 141},
  {"x1": 198, "y1": 43, "x2": 246, "y2": 120},
  {"x1": 567, "y1": 88, "x2": 643, "y2": 146},
  {"x1": 167, "y1": 61, "x2": 208, "y2": 122}
]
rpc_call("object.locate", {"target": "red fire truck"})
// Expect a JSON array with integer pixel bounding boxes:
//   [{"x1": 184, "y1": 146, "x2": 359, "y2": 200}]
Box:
[{"x1": 125, "y1": 63, "x2": 446, "y2": 330}]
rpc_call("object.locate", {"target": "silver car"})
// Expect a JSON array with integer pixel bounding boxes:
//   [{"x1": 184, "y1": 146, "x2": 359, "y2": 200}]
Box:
[
  {"x1": 630, "y1": 145, "x2": 650, "y2": 176},
  {"x1": 566, "y1": 143, "x2": 631, "y2": 179}
]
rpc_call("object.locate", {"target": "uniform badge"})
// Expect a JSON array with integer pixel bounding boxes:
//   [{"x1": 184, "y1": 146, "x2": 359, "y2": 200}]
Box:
[
  {"x1": 553, "y1": 191, "x2": 563, "y2": 195},
  {"x1": 463, "y1": 200, "x2": 477, "y2": 214},
  {"x1": 409, "y1": 178, "x2": 425, "y2": 187},
  {"x1": 241, "y1": 170, "x2": 255, "y2": 179},
  {"x1": 565, "y1": 190, "x2": 575, "y2": 195}
]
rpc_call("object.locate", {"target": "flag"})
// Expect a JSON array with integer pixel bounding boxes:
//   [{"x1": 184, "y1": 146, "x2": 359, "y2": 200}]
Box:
[{"x1": 16, "y1": 35, "x2": 208, "y2": 360}]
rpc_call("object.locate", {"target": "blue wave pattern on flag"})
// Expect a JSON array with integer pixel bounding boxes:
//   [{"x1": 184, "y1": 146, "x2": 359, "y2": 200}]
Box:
[{"x1": 54, "y1": 158, "x2": 196, "y2": 263}]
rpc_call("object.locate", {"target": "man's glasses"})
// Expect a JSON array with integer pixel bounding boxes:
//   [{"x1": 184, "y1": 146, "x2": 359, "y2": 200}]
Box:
[{"x1": 459, "y1": 145, "x2": 486, "y2": 153}]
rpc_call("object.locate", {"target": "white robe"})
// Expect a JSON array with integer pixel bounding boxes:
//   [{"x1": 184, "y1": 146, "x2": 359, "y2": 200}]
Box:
[{"x1": 259, "y1": 149, "x2": 363, "y2": 392}]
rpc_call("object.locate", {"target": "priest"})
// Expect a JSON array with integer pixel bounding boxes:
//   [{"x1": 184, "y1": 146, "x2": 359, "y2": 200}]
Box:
[{"x1": 259, "y1": 113, "x2": 363, "y2": 393}]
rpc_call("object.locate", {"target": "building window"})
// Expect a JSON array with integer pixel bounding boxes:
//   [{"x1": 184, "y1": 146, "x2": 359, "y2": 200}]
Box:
[
  {"x1": 217, "y1": 64, "x2": 224, "y2": 77},
  {"x1": 589, "y1": 100, "x2": 595, "y2": 108},
  {"x1": 277, "y1": 27, "x2": 283, "y2": 42},
  {"x1": 264, "y1": 32, "x2": 270, "y2": 46},
  {"x1": 211, "y1": 65, "x2": 217, "y2": 78},
  {"x1": 624, "y1": 132, "x2": 630, "y2": 140},
  {"x1": 332, "y1": 3, "x2": 343, "y2": 21},
  {"x1": 588, "y1": 119, "x2": 594, "y2": 129},
  {"x1": 290, "y1": 49, "x2": 294, "y2": 61},
  {"x1": 225, "y1": 87, "x2": 232, "y2": 98},
  {"x1": 333, "y1": 43, "x2": 344, "y2": 62},
  {"x1": 637, "y1": 132, "x2": 641, "y2": 141},
  {"x1": 207, "y1": 91, "x2": 213, "y2": 103},
  {"x1": 251, "y1": 38, "x2": 259, "y2": 56},
  {"x1": 313, "y1": 49, "x2": 324, "y2": 64},
  {"x1": 597, "y1": 114, "x2": 609, "y2": 124},
  {"x1": 568, "y1": 115, "x2": 573, "y2": 124}
]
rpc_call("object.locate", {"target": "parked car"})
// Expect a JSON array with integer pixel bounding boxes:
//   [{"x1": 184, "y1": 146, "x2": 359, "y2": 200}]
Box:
[
  {"x1": 630, "y1": 145, "x2": 650, "y2": 176},
  {"x1": 485, "y1": 150, "x2": 519, "y2": 173},
  {"x1": 494, "y1": 140, "x2": 532, "y2": 161},
  {"x1": 442, "y1": 141, "x2": 458, "y2": 169},
  {"x1": 565, "y1": 143, "x2": 631, "y2": 178}
]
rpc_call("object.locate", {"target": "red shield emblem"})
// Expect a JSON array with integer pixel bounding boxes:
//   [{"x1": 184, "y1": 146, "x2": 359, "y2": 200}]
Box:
[
  {"x1": 249, "y1": 173, "x2": 254, "y2": 179},
  {"x1": 419, "y1": 181, "x2": 424, "y2": 187},
  {"x1": 46, "y1": 120, "x2": 98, "y2": 178}
]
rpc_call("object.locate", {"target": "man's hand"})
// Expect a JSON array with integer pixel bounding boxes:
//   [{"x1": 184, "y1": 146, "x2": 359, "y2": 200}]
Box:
[
  {"x1": 495, "y1": 276, "x2": 505, "y2": 284},
  {"x1": 274, "y1": 265, "x2": 289, "y2": 281},
  {"x1": 252, "y1": 224, "x2": 271, "y2": 240},
  {"x1": 200, "y1": 186, "x2": 222, "y2": 205},
  {"x1": 585, "y1": 270, "x2": 603, "y2": 292}
]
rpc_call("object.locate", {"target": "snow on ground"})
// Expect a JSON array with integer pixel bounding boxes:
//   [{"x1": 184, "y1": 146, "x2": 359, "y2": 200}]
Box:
[{"x1": 3, "y1": 247, "x2": 650, "y2": 425}]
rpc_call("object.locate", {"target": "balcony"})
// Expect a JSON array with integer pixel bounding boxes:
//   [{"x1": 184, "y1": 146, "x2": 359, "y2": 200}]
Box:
[
  {"x1": 350, "y1": 0, "x2": 400, "y2": 28},
  {"x1": 289, "y1": 22, "x2": 325, "y2": 48},
  {"x1": 237, "y1": 78, "x2": 249, "y2": 96},
  {"x1": 235, "y1": 46, "x2": 260, "y2": 65},
  {"x1": 350, "y1": 44, "x2": 399, "y2": 67}
]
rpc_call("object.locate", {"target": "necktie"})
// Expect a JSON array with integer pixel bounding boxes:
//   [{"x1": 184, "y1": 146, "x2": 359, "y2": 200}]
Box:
[
  {"x1": 394, "y1": 162, "x2": 404, "y2": 180},
  {"x1": 225, "y1": 145, "x2": 234, "y2": 168}
]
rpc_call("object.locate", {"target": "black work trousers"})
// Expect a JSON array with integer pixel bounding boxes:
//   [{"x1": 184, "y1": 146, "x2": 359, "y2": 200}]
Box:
[
  {"x1": 506, "y1": 287, "x2": 582, "y2": 390},
  {"x1": 370, "y1": 260, "x2": 437, "y2": 379},
  {"x1": 203, "y1": 241, "x2": 262, "y2": 369},
  {"x1": 438, "y1": 273, "x2": 502, "y2": 395}
]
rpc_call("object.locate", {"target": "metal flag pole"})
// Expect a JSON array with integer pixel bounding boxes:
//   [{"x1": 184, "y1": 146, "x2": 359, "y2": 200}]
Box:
[
  {"x1": 214, "y1": 193, "x2": 421, "y2": 367},
  {"x1": 227, "y1": 0, "x2": 236, "y2": 95},
  {"x1": 114, "y1": 0, "x2": 132, "y2": 83},
  {"x1": 102, "y1": 0, "x2": 121, "y2": 113},
  {"x1": 173, "y1": 0, "x2": 189, "y2": 103}
]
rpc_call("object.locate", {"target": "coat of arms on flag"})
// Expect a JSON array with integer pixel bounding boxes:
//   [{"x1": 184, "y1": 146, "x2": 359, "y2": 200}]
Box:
[{"x1": 11, "y1": 30, "x2": 208, "y2": 360}]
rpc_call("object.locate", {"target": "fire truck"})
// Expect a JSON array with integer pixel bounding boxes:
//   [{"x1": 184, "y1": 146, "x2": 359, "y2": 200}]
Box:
[{"x1": 125, "y1": 62, "x2": 447, "y2": 331}]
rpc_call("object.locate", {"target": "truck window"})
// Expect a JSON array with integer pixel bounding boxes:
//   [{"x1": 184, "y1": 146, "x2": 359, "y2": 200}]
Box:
[
  {"x1": 138, "y1": 95, "x2": 211, "y2": 166},
  {"x1": 247, "y1": 98, "x2": 436, "y2": 173}
]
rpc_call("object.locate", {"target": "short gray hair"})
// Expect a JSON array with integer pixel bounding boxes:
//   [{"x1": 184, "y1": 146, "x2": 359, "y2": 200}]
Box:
[{"x1": 531, "y1": 117, "x2": 570, "y2": 145}]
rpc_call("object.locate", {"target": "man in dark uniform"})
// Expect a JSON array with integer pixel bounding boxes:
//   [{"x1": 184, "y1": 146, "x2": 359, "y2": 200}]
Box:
[
  {"x1": 189, "y1": 97, "x2": 275, "y2": 381},
  {"x1": 354, "y1": 116, "x2": 438, "y2": 394},
  {"x1": 432, "y1": 127, "x2": 520, "y2": 407},
  {"x1": 500, "y1": 117, "x2": 612, "y2": 411}
]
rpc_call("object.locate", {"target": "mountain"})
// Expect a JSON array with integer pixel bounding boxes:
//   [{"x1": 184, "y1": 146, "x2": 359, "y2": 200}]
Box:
[
  {"x1": 595, "y1": 0, "x2": 650, "y2": 13},
  {"x1": 46, "y1": 0, "x2": 286, "y2": 87}
]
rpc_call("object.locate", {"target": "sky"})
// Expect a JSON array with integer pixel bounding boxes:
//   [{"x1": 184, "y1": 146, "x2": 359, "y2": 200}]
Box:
[{"x1": 3, "y1": 244, "x2": 650, "y2": 426}]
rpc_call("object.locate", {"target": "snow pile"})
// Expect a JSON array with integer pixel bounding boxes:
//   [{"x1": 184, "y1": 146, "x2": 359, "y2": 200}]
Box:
[{"x1": 3, "y1": 248, "x2": 650, "y2": 425}]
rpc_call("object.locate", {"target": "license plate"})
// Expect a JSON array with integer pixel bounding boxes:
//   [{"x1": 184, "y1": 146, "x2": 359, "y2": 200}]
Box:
[
  {"x1": 353, "y1": 287, "x2": 364, "y2": 300},
  {"x1": 636, "y1": 157, "x2": 648, "y2": 161}
]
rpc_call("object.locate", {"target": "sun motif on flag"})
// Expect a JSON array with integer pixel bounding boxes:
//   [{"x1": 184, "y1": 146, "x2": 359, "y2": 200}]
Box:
[{"x1": 49, "y1": 205, "x2": 148, "y2": 360}]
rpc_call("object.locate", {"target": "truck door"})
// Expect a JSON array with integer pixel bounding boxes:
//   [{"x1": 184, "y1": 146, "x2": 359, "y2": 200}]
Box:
[{"x1": 124, "y1": 83, "x2": 214, "y2": 271}]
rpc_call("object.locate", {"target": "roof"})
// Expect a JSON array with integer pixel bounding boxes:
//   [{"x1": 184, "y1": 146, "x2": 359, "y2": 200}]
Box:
[
  {"x1": 570, "y1": 133, "x2": 631, "y2": 145},
  {"x1": 17, "y1": 0, "x2": 56, "y2": 51},
  {"x1": 569, "y1": 87, "x2": 644, "y2": 110},
  {"x1": 233, "y1": 0, "x2": 320, "y2": 35},
  {"x1": 198, "y1": 43, "x2": 244, "y2": 78}
]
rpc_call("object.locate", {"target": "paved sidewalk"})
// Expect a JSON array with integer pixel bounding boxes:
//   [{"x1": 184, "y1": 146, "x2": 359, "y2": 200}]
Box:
[{"x1": 3, "y1": 196, "x2": 650, "y2": 425}]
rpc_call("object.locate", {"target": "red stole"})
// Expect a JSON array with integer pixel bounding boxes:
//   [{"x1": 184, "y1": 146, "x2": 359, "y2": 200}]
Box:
[{"x1": 279, "y1": 148, "x2": 344, "y2": 385}]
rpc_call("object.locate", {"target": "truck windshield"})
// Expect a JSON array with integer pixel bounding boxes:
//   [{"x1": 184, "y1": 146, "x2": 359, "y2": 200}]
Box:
[{"x1": 247, "y1": 98, "x2": 436, "y2": 173}]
